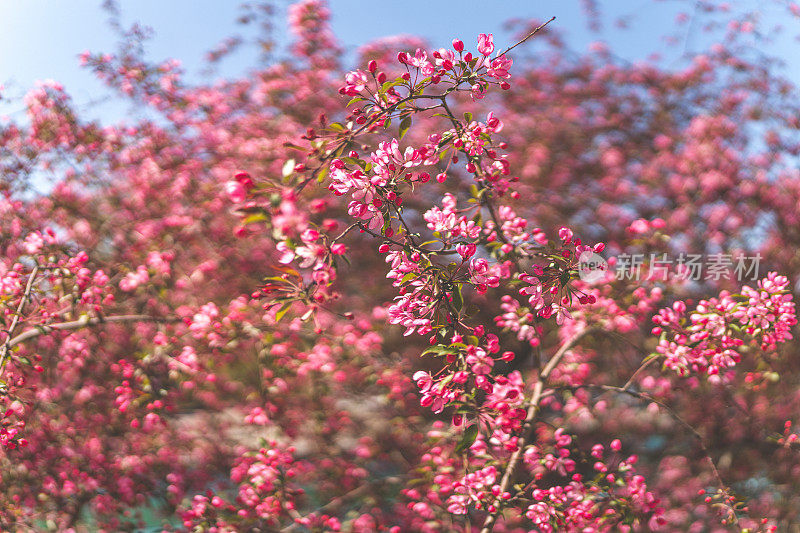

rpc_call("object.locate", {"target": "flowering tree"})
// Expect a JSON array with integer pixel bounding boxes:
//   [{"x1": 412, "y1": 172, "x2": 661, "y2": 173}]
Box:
[{"x1": 2, "y1": 0, "x2": 800, "y2": 531}]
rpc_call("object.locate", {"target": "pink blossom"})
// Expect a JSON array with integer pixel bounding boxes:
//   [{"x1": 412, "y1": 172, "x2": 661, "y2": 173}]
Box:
[{"x1": 477, "y1": 33, "x2": 495, "y2": 56}]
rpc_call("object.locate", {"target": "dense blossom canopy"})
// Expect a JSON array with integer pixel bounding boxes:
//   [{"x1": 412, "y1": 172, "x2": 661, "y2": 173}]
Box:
[{"x1": 1, "y1": 1, "x2": 800, "y2": 531}]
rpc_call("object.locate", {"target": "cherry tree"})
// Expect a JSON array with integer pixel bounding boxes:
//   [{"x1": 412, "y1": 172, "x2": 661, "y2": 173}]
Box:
[{"x1": 1, "y1": 0, "x2": 800, "y2": 531}]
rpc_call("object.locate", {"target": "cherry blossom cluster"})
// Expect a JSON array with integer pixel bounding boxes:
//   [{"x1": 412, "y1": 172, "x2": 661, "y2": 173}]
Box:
[
  {"x1": 652, "y1": 272, "x2": 796, "y2": 377},
  {"x1": 341, "y1": 32, "x2": 513, "y2": 104},
  {"x1": 181, "y1": 441, "x2": 306, "y2": 530}
]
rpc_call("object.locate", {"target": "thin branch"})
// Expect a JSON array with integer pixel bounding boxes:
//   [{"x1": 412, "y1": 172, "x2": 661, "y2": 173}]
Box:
[
  {"x1": 497, "y1": 17, "x2": 556, "y2": 58},
  {"x1": 622, "y1": 354, "x2": 661, "y2": 390},
  {"x1": 0, "y1": 266, "x2": 39, "y2": 380},
  {"x1": 6, "y1": 314, "x2": 179, "y2": 349},
  {"x1": 280, "y1": 476, "x2": 404, "y2": 532},
  {"x1": 330, "y1": 222, "x2": 360, "y2": 244},
  {"x1": 479, "y1": 326, "x2": 597, "y2": 532}
]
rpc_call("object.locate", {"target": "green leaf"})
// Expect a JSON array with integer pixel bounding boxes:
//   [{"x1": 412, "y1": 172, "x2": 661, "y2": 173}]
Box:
[
  {"x1": 421, "y1": 345, "x2": 455, "y2": 357},
  {"x1": 464, "y1": 111, "x2": 473, "y2": 123},
  {"x1": 456, "y1": 424, "x2": 479, "y2": 453},
  {"x1": 316, "y1": 165, "x2": 329, "y2": 183},
  {"x1": 274, "y1": 302, "x2": 292, "y2": 322},
  {"x1": 342, "y1": 156, "x2": 368, "y2": 170},
  {"x1": 400, "y1": 272, "x2": 417, "y2": 284},
  {"x1": 243, "y1": 212, "x2": 268, "y2": 225},
  {"x1": 451, "y1": 284, "x2": 464, "y2": 311},
  {"x1": 399, "y1": 116, "x2": 412, "y2": 140}
]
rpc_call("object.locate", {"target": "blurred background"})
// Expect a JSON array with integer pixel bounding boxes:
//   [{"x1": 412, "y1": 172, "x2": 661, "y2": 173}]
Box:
[{"x1": 3, "y1": 1, "x2": 798, "y2": 123}]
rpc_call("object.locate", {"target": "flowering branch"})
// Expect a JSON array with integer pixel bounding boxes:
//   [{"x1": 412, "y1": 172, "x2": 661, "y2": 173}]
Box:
[
  {"x1": 480, "y1": 326, "x2": 598, "y2": 532},
  {"x1": 0, "y1": 266, "x2": 39, "y2": 381}
]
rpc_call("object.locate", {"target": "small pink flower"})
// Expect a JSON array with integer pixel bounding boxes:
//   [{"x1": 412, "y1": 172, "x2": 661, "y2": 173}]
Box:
[
  {"x1": 225, "y1": 181, "x2": 247, "y2": 203},
  {"x1": 487, "y1": 55, "x2": 512, "y2": 79},
  {"x1": 456, "y1": 243, "x2": 476, "y2": 260},
  {"x1": 628, "y1": 218, "x2": 650, "y2": 234},
  {"x1": 342, "y1": 69, "x2": 369, "y2": 96},
  {"x1": 23, "y1": 232, "x2": 44, "y2": 254},
  {"x1": 477, "y1": 33, "x2": 495, "y2": 56},
  {"x1": 276, "y1": 241, "x2": 295, "y2": 264}
]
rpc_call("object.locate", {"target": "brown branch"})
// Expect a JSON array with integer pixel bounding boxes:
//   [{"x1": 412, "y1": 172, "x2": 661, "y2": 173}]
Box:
[
  {"x1": 497, "y1": 17, "x2": 556, "y2": 58},
  {"x1": 622, "y1": 353, "x2": 661, "y2": 390},
  {"x1": 0, "y1": 265, "x2": 39, "y2": 381},
  {"x1": 479, "y1": 326, "x2": 597, "y2": 532},
  {"x1": 6, "y1": 314, "x2": 179, "y2": 349},
  {"x1": 280, "y1": 476, "x2": 403, "y2": 532}
]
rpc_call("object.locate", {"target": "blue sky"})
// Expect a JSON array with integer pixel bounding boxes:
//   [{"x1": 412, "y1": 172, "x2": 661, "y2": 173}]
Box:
[{"x1": 0, "y1": 1, "x2": 797, "y2": 124}]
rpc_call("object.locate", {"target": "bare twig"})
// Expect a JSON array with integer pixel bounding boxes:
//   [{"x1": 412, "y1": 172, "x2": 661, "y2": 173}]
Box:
[
  {"x1": 497, "y1": 17, "x2": 556, "y2": 58},
  {"x1": 622, "y1": 354, "x2": 661, "y2": 390},
  {"x1": 6, "y1": 314, "x2": 179, "y2": 349}
]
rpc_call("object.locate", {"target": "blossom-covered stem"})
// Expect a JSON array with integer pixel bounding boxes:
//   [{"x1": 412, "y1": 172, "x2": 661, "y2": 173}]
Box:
[
  {"x1": 482, "y1": 194, "x2": 515, "y2": 244},
  {"x1": 294, "y1": 88, "x2": 460, "y2": 192},
  {"x1": 480, "y1": 326, "x2": 598, "y2": 533},
  {"x1": 436, "y1": 95, "x2": 525, "y2": 273},
  {"x1": 0, "y1": 265, "x2": 39, "y2": 380}
]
